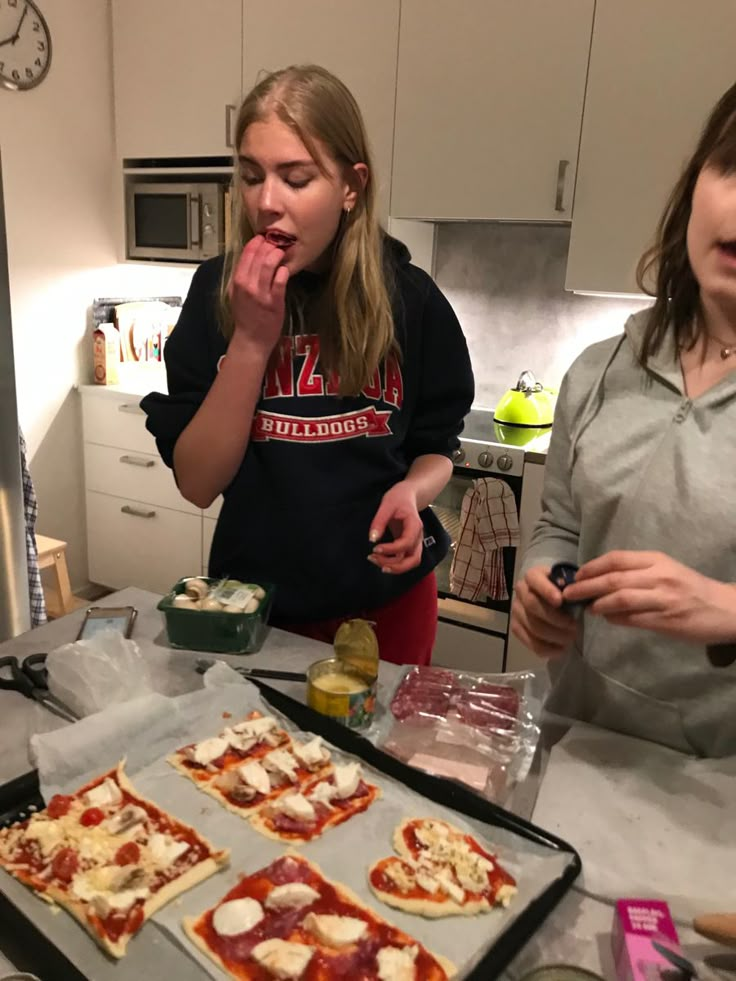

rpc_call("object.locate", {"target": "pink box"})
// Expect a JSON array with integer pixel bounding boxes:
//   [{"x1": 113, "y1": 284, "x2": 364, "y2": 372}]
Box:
[{"x1": 612, "y1": 899, "x2": 682, "y2": 981}]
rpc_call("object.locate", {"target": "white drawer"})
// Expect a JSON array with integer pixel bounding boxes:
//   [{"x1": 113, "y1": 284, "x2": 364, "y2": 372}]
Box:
[
  {"x1": 87, "y1": 490, "x2": 202, "y2": 595},
  {"x1": 84, "y1": 443, "x2": 197, "y2": 516},
  {"x1": 432, "y1": 620, "x2": 505, "y2": 674},
  {"x1": 202, "y1": 516, "x2": 217, "y2": 575},
  {"x1": 81, "y1": 391, "x2": 157, "y2": 454}
]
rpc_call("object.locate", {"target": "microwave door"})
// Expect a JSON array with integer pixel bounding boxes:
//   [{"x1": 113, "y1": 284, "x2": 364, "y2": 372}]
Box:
[{"x1": 126, "y1": 182, "x2": 204, "y2": 262}]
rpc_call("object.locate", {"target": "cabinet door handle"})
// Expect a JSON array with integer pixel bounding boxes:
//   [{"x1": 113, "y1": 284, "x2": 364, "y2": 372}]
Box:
[
  {"x1": 121, "y1": 505, "x2": 156, "y2": 519},
  {"x1": 555, "y1": 159, "x2": 570, "y2": 212},
  {"x1": 118, "y1": 403, "x2": 144, "y2": 415},
  {"x1": 119, "y1": 455, "x2": 155, "y2": 468},
  {"x1": 225, "y1": 104, "x2": 236, "y2": 148}
]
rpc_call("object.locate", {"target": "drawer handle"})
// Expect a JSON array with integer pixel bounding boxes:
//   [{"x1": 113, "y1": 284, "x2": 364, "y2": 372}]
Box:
[
  {"x1": 118, "y1": 403, "x2": 144, "y2": 415},
  {"x1": 120, "y1": 454, "x2": 155, "y2": 468},
  {"x1": 121, "y1": 505, "x2": 156, "y2": 519},
  {"x1": 555, "y1": 159, "x2": 570, "y2": 212}
]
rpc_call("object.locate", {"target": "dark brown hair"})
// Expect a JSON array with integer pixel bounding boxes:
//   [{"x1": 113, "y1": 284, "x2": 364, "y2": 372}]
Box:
[{"x1": 636, "y1": 81, "x2": 736, "y2": 360}]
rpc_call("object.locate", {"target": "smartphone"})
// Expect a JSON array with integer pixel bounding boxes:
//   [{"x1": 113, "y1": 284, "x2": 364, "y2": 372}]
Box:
[{"x1": 77, "y1": 606, "x2": 138, "y2": 641}]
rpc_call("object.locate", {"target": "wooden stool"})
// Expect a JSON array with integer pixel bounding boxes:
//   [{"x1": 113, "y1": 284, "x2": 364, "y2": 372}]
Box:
[{"x1": 35, "y1": 535, "x2": 86, "y2": 619}]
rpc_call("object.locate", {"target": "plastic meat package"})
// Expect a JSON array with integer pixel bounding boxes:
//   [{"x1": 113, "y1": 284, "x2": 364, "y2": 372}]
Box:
[{"x1": 380, "y1": 666, "x2": 544, "y2": 805}]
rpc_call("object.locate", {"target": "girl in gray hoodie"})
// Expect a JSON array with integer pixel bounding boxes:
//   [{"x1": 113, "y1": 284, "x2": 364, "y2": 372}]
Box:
[{"x1": 512, "y1": 82, "x2": 736, "y2": 758}]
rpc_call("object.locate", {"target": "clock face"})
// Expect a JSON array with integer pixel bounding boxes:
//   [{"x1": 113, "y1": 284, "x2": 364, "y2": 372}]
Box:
[{"x1": 0, "y1": 0, "x2": 51, "y2": 91}]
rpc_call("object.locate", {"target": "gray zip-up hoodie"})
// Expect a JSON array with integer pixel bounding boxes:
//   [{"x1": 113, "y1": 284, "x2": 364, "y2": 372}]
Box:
[{"x1": 520, "y1": 308, "x2": 736, "y2": 757}]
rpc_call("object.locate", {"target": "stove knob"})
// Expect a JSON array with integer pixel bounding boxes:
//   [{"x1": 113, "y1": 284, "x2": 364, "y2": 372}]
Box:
[
  {"x1": 478, "y1": 451, "x2": 494, "y2": 469},
  {"x1": 452, "y1": 447, "x2": 466, "y2": 464},
  {"x1": 497, "y1": 454, "x2": 513, "y2": 472}
]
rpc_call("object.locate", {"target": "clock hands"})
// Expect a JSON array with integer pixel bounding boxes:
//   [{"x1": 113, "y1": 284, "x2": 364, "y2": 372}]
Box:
[
  {"x1": 0, "y1": 3, "x2": 29, "y2": 48},
  {"x1": 12, "y1": 3, "x2": 29, "y2": 42}
]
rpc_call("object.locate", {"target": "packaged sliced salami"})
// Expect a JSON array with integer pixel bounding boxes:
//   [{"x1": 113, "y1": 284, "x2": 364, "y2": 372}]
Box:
[{"x1": 379, "y1": 667, "x2": 545, "y2": 805}]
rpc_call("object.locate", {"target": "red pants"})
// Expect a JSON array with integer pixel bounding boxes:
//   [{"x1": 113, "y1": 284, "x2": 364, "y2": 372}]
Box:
[{"x1": 272, "y1": 572, "x2": 438, "y2": 666}]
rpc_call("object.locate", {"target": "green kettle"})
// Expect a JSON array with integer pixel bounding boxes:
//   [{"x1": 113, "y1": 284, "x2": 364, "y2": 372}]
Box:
[{"x1": 493, "y1": 370, "x2": 556, "y2": 428}]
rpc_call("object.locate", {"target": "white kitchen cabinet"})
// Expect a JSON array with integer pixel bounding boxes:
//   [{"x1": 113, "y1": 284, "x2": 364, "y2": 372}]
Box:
[
  {"x1": 111, "y1": 0, "x2": 242, "y2": 158},
  {"x1": 391, "y1": 0, "x2": 594, "y2": 221},
  {"x1": 566, "y1": 0, "x2": 736, "y2": 294},
  {"x1": 86, "y1": 491, "x2": 201, "y2": 596},
  {"x1": 242, "y1": 0, "x2": 400, "y2": 222},
  {"x1": 81, "y1": 393, "x2": 157, "y2": 455},
  {"x1": 84, "y1": 444, "x2": 200, "y2": 517},
  {"x1": 80, "y1": 387, "x2": 206, "y2": 595}
]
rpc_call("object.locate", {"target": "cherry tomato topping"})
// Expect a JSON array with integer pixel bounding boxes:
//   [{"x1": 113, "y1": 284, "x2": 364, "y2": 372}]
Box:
[
  {"x1": 47, "y1": 795, "x2": 73, "y2": 819},
  {"x1": 114, "y1": 841, "x2": 140, "y2": 866},
  {"x1": 80, "y1": 807, "x2": 105, "y2": 827},
  {"x1": 51, "y1": 847, "x2": 79, "y2": 883}
]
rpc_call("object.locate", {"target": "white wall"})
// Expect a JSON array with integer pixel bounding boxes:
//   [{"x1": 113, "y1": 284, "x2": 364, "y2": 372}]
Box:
[
  {"x1": 1, "y1": 0, "x2": 194, "y2": 592},
  {"x1": 433, "y1": 224, "x2": 650, "y2": 411}
]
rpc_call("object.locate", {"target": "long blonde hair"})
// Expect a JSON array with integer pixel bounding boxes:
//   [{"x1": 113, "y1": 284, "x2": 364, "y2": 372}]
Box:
[{"x1": 219, "y1": 65, "x2": 396, "y2": 396}]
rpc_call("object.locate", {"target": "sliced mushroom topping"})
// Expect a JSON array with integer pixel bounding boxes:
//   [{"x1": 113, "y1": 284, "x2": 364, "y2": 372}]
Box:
[
  {"x1": 215, "y1": 771, "x2": 257, "y2": 803},
  {"x1": 105, "y1": 805, "x2": 147, "y2": 835}
]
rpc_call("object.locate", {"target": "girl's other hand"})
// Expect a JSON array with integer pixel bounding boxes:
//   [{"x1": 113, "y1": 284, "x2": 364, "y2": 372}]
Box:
[
  {"x1": 511, "y1": 565, "x2": 578, "y2": 656},
  {"x1": 368, "y1": 482, "x2": 424, "y2": 574},
  {"x1": 563, "y1": 550, "x2": 736, "y2": 643}
]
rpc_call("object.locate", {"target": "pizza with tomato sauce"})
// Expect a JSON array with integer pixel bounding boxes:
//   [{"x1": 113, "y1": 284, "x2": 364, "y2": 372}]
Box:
[
  {"x1": 368, "y1": 818, "x2": 516, "y2": 918},
  {"x1": 200, "y1": 737, "x2": 333, "y2": 819},
  {"x1": 168, "y1": 711, "x2": 292, "y2": 785},
  {"x1": 0, "y1": 762, "x2": 229, "y2": 958},
  {"x1": 184, "y1": 852, "x2": 455, "y2": 980},
  {"x1": 249, "y1": 762, "x2": 381, "y2": 844}
]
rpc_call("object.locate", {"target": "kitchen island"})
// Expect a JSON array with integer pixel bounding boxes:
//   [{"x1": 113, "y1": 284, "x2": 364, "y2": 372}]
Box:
[{"x1": 0, "y1": 588, "x2": 729, "y2": 980}]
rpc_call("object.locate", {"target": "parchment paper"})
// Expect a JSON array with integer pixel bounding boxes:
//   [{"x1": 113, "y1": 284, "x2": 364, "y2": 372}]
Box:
[
  {"x1": 27, "y1": 669, "x2": 574, "y2": 979},
  {"x1": 532, "y1": 722, "x2": 736, "y2": 922}
]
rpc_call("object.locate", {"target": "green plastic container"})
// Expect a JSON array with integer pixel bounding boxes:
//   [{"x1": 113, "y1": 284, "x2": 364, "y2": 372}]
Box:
[{"x1": 157, "y1": 577, "x2": 275, "y2": 654}]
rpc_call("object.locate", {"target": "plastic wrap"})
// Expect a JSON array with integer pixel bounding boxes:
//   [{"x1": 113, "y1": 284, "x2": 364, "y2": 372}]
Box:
[
  {"x1": 379, "y1": 666, "x2": 544, "y2": 804},
  {"x1": 45, "y1": 629, "x2": 154, "y2": 718}
]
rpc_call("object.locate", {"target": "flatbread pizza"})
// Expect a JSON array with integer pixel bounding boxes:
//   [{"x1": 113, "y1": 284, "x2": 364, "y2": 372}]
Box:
[
  {"x1": 184, "y1": 852, "x2": 455, "y2": 980},
  {"x1": 368, "y1": 818, "x2": 516, "y2": 918},
  {"x1": 0, "y1": 762, "x2": 229, "y2": 957}
]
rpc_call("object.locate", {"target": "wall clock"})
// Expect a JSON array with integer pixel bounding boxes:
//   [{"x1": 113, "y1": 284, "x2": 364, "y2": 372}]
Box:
[{"x1": 0, "y1": 0, "x2": 51, "y2": 91}]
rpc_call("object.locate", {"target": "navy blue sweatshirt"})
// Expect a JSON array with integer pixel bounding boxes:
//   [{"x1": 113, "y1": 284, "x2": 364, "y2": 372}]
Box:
[{"x1": 141, "y1": 237, "x2": 474, "y2": 621}]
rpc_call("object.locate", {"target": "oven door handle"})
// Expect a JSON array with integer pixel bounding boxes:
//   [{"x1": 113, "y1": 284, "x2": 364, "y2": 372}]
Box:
[{"x1": 189, "y1": 193, "x2": 201, "y2": 247}]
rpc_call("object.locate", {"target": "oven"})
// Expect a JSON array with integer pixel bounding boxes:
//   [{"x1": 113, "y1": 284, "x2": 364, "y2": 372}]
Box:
[{"x1": 430, "y1": 412, "x2": 526, "y2": 674}]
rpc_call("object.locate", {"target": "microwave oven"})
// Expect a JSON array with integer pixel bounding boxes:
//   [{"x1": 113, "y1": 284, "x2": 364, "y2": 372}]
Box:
[{"x1": 125, "y1": 177, "x2": 229, "y2": 263}]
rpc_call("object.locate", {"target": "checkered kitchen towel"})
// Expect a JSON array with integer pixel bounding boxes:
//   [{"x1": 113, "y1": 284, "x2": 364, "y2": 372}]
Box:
[
  {"x1": 20, "y1": 430, "x2": 47, "y2": 627},
  {"x1": 449, "y1": 477, "x2": 520, "y2": 601}
]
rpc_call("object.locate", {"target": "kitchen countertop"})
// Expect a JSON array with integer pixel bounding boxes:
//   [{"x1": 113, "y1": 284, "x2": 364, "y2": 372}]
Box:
[{"x1": 0, "y1": 590, "x2": 728, "y2": 979}]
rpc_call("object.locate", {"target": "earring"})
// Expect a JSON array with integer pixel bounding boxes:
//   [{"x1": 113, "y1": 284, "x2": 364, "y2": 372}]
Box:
[{"x1": 344, "y1": 205, "x2": 352, "y2": 217}]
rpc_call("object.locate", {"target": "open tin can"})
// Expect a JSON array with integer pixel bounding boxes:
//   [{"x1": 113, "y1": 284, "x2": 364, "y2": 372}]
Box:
[{"x1": 307, "y1": 657, "x2": 377, "y2": 730}]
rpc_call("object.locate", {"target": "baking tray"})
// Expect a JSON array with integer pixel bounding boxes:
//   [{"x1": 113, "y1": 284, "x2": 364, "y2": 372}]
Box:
[{"x1": 0, "y1": 682, "x2": 581, "y2": 980}]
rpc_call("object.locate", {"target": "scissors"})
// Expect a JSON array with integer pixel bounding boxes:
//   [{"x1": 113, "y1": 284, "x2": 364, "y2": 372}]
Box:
[{"x1": 0, "y1": 653, "x2": 78, "y2": 723}]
